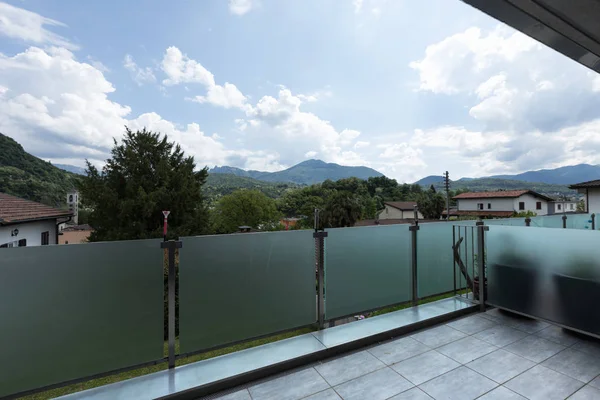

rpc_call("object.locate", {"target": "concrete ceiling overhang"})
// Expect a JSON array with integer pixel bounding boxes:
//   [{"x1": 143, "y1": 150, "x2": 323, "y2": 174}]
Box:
[{"x1": 463, "y1": 0, "x2": 600, "y2": 73}]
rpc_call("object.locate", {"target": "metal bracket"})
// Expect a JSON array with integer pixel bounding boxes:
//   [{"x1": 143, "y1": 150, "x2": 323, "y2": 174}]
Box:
[{"x1": 313, "y1": 231, "x2": 328, "y2": 238}]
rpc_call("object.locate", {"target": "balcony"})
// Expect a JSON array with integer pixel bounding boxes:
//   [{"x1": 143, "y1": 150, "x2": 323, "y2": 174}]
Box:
[{"x1": 2, "y1": 217, "x2": 600, "y2": 399}]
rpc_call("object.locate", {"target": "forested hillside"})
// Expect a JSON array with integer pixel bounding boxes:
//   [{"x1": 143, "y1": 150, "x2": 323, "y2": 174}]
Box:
[{"x1": 0, "y1": 133, "x2": 80, "y2": 206}]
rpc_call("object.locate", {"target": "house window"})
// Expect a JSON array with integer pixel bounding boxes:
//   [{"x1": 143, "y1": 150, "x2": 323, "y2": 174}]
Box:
[
  {"x1": 558, "y1": 204, "x2": 562, "y2": 210},
  {"x1": 519, "y1": 202, "x2": 525, "y2": 210},
  {"x1": 487, "y1": 203, "x2": 491, "y2": 209},
  {"x1": 41, "y1": 231, "x2": 50, "y2": 246},
  {"x1": 570, "y1": 203, "x2": 574, "y2": 210},
  {"x1": 536, "y1": 201, "x2": 542, "y2": 210},
  {"x1": 477, "y1": 203, "x2": 484, "y2": 210},
  {"x1": 18, "y1": 239, "x2": 27, "y2": 247}
]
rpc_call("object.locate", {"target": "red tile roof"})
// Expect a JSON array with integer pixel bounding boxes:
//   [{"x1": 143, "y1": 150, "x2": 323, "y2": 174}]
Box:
[
  {"x1": 384, "y1": 201, "x2": 418, "y2": 211},
  {"x1": 452, "y1": 190, "x2": 553, "y2": 201},
  {"x1": 0, "y1": 192, "x2": 72, "y2": 225}
]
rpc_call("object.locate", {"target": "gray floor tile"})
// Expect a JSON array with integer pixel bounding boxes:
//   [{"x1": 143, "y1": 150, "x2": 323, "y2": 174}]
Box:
[
  {"x1": 477, "y1": 386, "x2": 526, "y2": 400},
  {"x1": 535, "y1": 325, "x2": 580, "y2": 347},
  {"x1": 213, "y1": 389, "x2": 252, "y2": 400},
  {"x1": 571, "y1": 337, "x2": 600, "y2": 358},
  {"x1": 391, "y1": 350, "x2": 460, "y2": 385},
  {"x1": 591, "y1": 375, "x2": 600, "y2": 389},
  {"x1": 368, "y1": 337, "x2": 430, "y2": 365},
  {"x1": 315, "y1": 351, "x2": 384, "y2": 386},
  {"x1": 303, "y1": 389, "x2": 342, "y2": 400},
  {"x1": 436, "y1": 336, "x2": 497, "y2": 364},
  {"x1": 504, "y1": 365, "x2": 584, "y2": 400},
  {"x1": 474, "y1": 325, "x2": 529, "y2": 347},
  {"x1": 388, "y1": 387, "x2": 433, "y2": 400},
  {"x1": 505, "y1": 317, "x2": 550, "y2": 334},
  {"x1": 249, "y1": 368, "x2": 329, "y2": 400},
  {"x1": 418, "y1": 366, "x2": 497, "y2": 400},
  {"x1": 467, "y1": 349, "x2": 536, "y2": 383},
  {"x1": 542, "y1": 348, "x2": 600, "y2": 383},
  {"x1": 333, "y1": 368, "x2": 413, "y2": 400},
  {"x1": 504, "y1": 336, "x2": 566, "y2": 363},
  {"x1": 446, "y1": 315, "x2": 497, "y2": 335},
  {"x1": 569, "y1": 386, "x2": 600, "y2": 400},
  {"x1": 410, "y1": 325, "x2": 466, "y2": 348}
]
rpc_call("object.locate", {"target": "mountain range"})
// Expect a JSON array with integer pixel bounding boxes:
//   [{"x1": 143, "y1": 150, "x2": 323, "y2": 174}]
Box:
[
  {"x1": 415, "y1": 164, "x2": 600, "y2": 187},
  {"x1": 209, "y1": 159, "x2": 384, "y2": 185}
]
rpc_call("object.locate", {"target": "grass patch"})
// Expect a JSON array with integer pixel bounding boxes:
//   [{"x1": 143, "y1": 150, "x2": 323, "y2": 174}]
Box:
[
  {"x1": 370, "y1": 289, "x2": 470, "y2": 317},
  {"x1": 22, "y1": 327, "x2": 315, "y2": 400}
]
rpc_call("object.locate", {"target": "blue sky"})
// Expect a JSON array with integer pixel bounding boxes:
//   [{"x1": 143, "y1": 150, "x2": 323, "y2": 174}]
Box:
[{"x1": 1, "y1": 0, "x2": 600, "y2": 182}]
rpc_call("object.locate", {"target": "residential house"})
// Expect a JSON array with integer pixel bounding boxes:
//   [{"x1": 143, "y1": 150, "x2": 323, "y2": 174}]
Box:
[
  {"x1": 378, "y1": 202, "x2": 424, "y2": 220},
  {"x1": 451, "y1": 190, "x2": 554, "y2": 218},
  {"x1": 280, "y1": 217, "x2": 301, "y2": 230},
  {"x1": 570, "y1": 180, "x2": 600, "y2": 213},
  {"x1": 548, "y1": 199, "x2": 579, "y2": 215},
  {"x1": 0, "y1": 192, "x2": 72, "y2": 247}
]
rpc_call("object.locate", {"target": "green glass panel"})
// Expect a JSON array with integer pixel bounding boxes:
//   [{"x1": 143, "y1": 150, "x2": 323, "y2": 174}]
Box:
[
  {"x1": 418, "y1": 223, "x2": 472, "y2": 298},
  {"x1": 538, "y1": 215, "x2": 564, "y2": 228},
  {"x1": 487, "y1": 226, "x2": 600, "y2": 335},
  {"x1": 179, "y1": 231, "x2": 316, "y2": 354},
  {"x1": 0, "y1": 239, "x2": 163, "y2": 398},
  {"x1": 486, "y1": 218, "x2": 525, "y2": 226},
  {"x1": 324, "y1": 225, "x2": 410, "y2": 320}
]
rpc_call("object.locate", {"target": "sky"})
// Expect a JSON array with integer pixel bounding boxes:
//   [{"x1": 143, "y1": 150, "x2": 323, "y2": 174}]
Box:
[{"x1": 1, "y1": 0, "x2": 600, "y2": 183}]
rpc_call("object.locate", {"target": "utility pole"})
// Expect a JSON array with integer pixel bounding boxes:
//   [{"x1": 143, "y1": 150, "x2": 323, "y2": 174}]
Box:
[{"x1": 443, "y1": 171, "x2": 450, "y2": 221}]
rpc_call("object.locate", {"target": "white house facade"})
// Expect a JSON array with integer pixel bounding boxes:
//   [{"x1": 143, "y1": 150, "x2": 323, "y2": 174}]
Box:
[
  {"x1": 570, "y1": 180, "x2": 600, "y2": 214},
  {"x1": 451, "y1": 190, "x2": 554, "y2": 217},
  {"x1": 0, "y1": 192, "x2": 72, "y2": 248},
  {"x1": 378, "y1": 202, "x2": 424, "y2": 220}
]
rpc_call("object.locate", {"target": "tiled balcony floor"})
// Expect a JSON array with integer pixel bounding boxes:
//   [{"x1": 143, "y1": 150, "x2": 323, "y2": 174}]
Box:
[{"x1": 207, "y1": 308, "x2": 600, "y2": 400}]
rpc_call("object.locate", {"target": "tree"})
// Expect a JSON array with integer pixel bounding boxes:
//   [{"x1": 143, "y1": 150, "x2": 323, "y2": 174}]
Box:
[
  {"x1": 213, "y1": 189, "x2": 281, "y2": 233},
  {"x1": 79, "y1": 127, "x2": 210, "y2": 241},
  {"x1": 577, "y1": 200, "x2": 586, "y2": 212},
  {"x1": 412, "y1": 191, "x2": 445, "y2": 219},
  {"x1": 321, "y1": 191, "x2": 362, "y2": 228}
]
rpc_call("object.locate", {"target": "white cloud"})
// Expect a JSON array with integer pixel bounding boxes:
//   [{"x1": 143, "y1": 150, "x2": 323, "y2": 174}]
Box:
[
  {"x1": 0, "y1": 46, "x2": 279, "y2": 171},
  {"x1": 229, "y1": 0, "x2": 253, "y2": 15},
  {"x1": 162, "y1": 46, "x2": 250, "y2": 111},
  {"x1": 305, "y1": 151, "x2": 318, "y2": 158},
  {"x1": 0, "y1": 2, "x2": 78, "y2": 50},
  {"x1": 354, "y1": 141, "x2": 370, "y2": 149},
  {"x1": 353, "y1": 0, "x2": 364, "y2": 14},
  {"x1": 123, "y1": 54, "x2": 156, "y2": 86}
]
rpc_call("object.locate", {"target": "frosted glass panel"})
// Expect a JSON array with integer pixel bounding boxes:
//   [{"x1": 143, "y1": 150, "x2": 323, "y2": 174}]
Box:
[
  {"x1": 486, "y1": 218, "x2": 525, "y2": 226},
  {"x1": 566, "y1": 214, "x2": 593, "y2": 230},
  {"x1": 418, "y1": 223, "x2": 469, "y2": 298},
  {"x1": 325, "y1": 225, "x2": 410, "y2": 319},
  {"x1": 487, "y1": 226, "x2": 600, "y2": 335},
  {"x1": 0, "y1": 240, "x2": 164, "y2": 398},
  {"x1": 179, "y1": 231, "x2": 316, "y2": 354}
]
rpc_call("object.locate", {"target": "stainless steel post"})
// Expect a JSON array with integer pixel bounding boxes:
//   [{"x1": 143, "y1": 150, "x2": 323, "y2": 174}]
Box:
[
  {"x1": 592, "y1": 214, "x2": 596, "y2": 230},
  {"x1": 452, "y1": 225, "x2": 456, "y2": 296},
  {"x1": 562, "y1": 215, "x2": 567, "y2": 229},
  {"x1": 314, "y1": 231, "x2": 327, "y2": 330},
  {"x1": 525, "y1": 217, "x2": 531, "y2": 227},
  {"x1": 475, "y1": 222, "x2": 486, "y2": 312},
  {"x1": 410, "y1": 209, "x2": 419, "y2": 307},
  {"x1": 161, "y1": 240, "x2": 182, "y2": 369}
]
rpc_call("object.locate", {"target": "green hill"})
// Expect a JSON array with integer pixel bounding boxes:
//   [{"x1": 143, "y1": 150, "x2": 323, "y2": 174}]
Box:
[
  {"x1": 429, "y1": 177, "x2": 576, "y2": 198},
  {"x1": 204, "y1": 173, "x2": 301, "y2": 205},
  {"x1": 0, "y1": 133, "x2": 81, "y2": 207}
]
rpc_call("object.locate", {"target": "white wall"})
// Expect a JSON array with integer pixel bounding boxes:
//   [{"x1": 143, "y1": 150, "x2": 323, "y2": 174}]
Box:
[
  {"x1": 513, "y1": 194, "x2": 548, "y2": 216},
  {"x1": 588, "y1": 188, "x2": 600, "y2": 214},
  {"x1": 457, "y1": 198, "x2": 514, "y2": 211},
  {"x1": 0, "y1": 220, "x2": 57, "y2": 247},
  {"x1": 379, "y1": 205, "x2": 424, "y2": 220}
]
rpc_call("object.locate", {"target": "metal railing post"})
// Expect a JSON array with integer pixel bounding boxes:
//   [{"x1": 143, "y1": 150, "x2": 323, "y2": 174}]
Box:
[
  {"x1": 410, "y1": 205, "x2": 420, "y2": 307},
  {"x1": 314, "y1": 208, "x2": 327, "y2": 330},
  {"x1": 525, "y1": 217, "x2": 531, "y2": 227},
  {"x1": 592, "y1": 214, "x2": 596, "y2": 230},
  {"x1": 161, "y1": 240, "x2": 182, "y2": 369},
  {"x1": 562, "y1": 215, "x2": 567, "y2": 229},
  {"x1": 475, "y1": 221, "x2": 487, "y2": 312}
]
